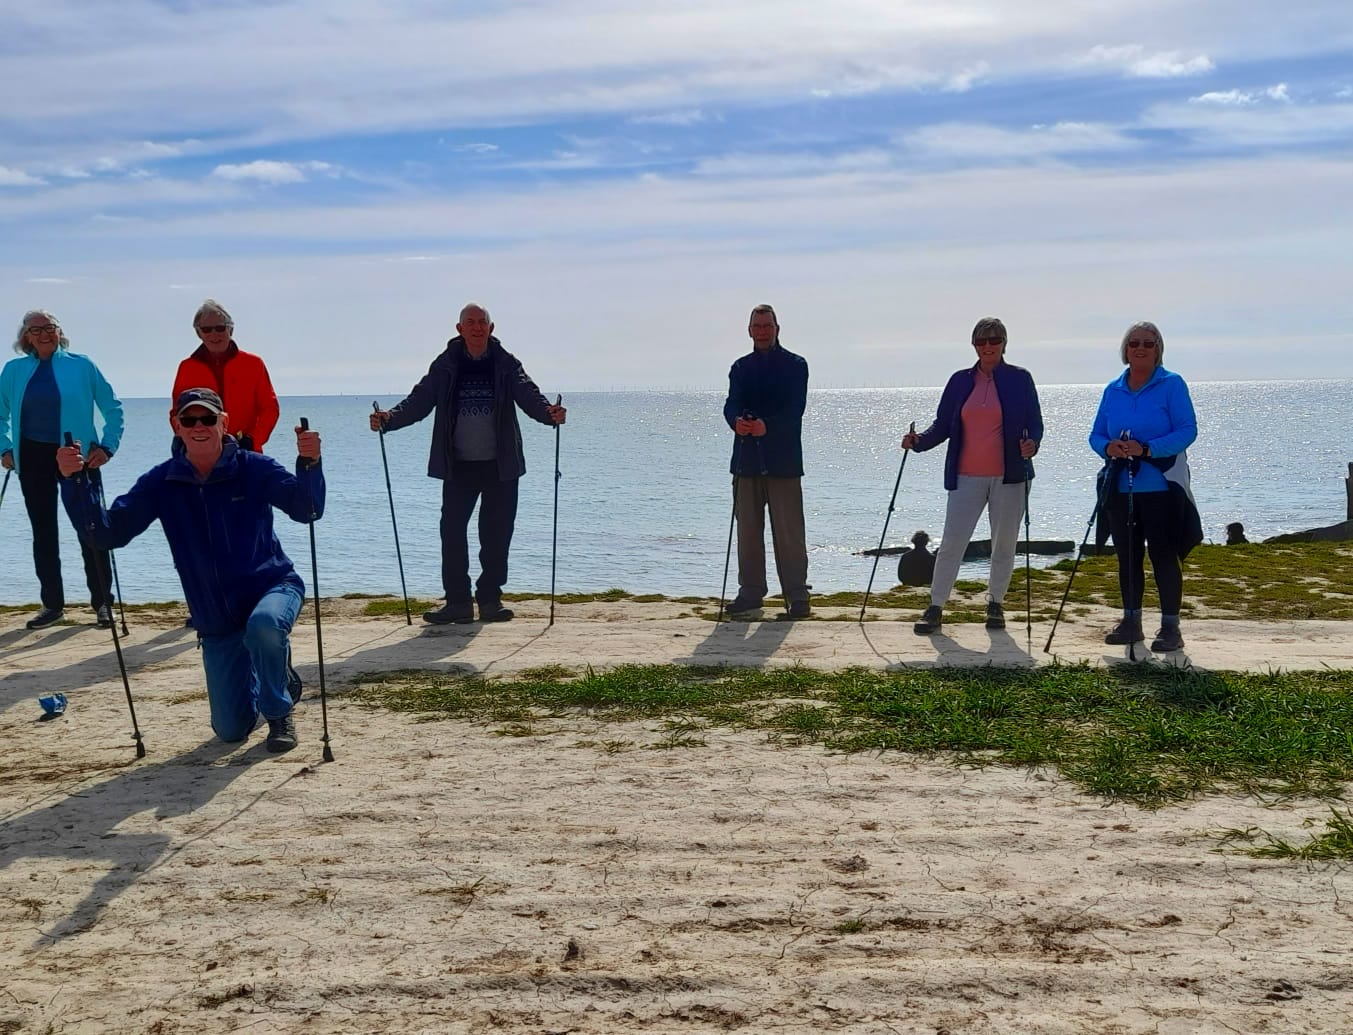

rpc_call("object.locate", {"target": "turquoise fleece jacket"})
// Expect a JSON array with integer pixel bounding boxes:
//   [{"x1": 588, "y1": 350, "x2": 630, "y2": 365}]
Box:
[
  {"x1": 1088, "y1": 366, "x2": 1196, "y2": 494},
  {"x1": 0, "y1": 350, "x2": 124, "y2": 472}
]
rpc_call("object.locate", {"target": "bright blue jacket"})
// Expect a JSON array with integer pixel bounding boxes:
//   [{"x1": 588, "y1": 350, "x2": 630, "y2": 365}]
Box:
[
  {"x1": 1089, "y1": 366, "x2": 1197, "y2": 493},
  {"x1": 0, "y1": 350, "x2": 124, "y2": 472},
  {"x1": 913, "y1": 362, "x2": 1044, "y2": 491},
  {"x1": 61, "y1": 439, "x2": 325, "y2": 636}
]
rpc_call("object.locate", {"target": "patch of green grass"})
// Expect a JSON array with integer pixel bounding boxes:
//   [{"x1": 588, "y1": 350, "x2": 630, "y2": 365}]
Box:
[
  {"x1": 351, "y1": 663, "x2": 1353, "y2": 808},
  {"x1": 362, "y1": 597, "x2": 440, "y2": 617},
  {"x1": 1217, "y1": 809, "x2": 1353, "y2": 860}
]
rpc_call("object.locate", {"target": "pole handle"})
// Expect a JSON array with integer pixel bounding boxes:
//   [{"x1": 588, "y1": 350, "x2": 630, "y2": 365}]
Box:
[{"x1": 300, "y1": 417, "x2": 309, "y2": 431}]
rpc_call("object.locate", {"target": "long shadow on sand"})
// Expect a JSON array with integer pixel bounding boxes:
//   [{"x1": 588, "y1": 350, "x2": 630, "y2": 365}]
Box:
[
  {"x1": 0, "y1": 626, "x2": 200, "y2": 717},
  {"x1": 0, "y1": 738, "x2": 274, "y2": 944},
  {"x1": 325, "y1": 620, "x2": 489, "y2": 682},
  {"x1": 680, "y1": 614, "x2": 792, "y2": 667}
]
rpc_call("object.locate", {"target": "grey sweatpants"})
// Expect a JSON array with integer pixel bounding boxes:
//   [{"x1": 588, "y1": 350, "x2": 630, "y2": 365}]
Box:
[
  {"x1": 930, "y1": 475, "x2": 1027, "y2": 607},
  {"x1": 735, "y1": 475, "x2": 810, "y2": 604}
]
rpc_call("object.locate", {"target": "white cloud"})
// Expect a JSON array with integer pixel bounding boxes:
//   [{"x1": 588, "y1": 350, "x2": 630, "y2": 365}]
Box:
[
  {"x1": 1192, "y1": 82, "x2": 1291, "y2": 105},
  {"x1": 943, "y1": 62, "x2": 989, "y2": 92},
  {"x1": 210, "y1": 160, "x2": 335, "y2": 184},
  {"x1": 25, "y1": 277, "x2": 71, "y2": 284},
  {"x1": 629, "y1": 109, "x2": 706, "y2": 126},
  {"x1": 1077, "y1": 44, "x2": 1214, "y2": 78},
  {"x1": 0, "y1": 166, "x2": 45, "y2": 187},
  {"x1": 452, "y1": 142, "x2": 499, "y2": 153},
  {"x1": 1338, "y1": 86, "x2": 1353, "y2": 99},
  {"x1": 904, "y1": 121, "x2": 1136, "y2": 159},
  {"x1": 1146, "y1": 97, "x2": 1353, "y2": 147}
]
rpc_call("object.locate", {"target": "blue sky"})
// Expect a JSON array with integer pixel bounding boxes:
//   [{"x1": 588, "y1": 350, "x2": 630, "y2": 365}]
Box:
[{"x1": 2, "y1": 1, "x2": 1351, "y2": 395}]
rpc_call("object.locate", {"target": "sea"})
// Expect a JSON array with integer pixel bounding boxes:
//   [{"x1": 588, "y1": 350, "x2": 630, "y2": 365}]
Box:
[{"x1": 2, "y1": 381, "x2": 1349, "y2": 605}]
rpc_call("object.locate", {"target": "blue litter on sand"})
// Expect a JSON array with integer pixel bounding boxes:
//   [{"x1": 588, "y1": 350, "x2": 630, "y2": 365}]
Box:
[{"x1": 38, "y1": 693, "x2": 67, "y2": 719}]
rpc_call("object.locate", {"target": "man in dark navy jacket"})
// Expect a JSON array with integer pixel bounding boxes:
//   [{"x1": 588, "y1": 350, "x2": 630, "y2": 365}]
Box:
[
  {"x1": 59, "y1": 388, "x2": 323, "y2": 754},
  {"x1": 722, "y1": 304, "x2": 811, "y2": 619},
  {"x1": 372, "y1": 304, "x2": 566, "y2": 625}
]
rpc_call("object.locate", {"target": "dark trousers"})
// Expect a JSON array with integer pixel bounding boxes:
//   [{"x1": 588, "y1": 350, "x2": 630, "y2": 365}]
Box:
[
  {"x1": 1105, "y1": 490, "x2": 1182, "y2": 615},
  {"x1": 440, "y1": 461, "x2": 519, "y2": 606},
  {"x1": 18, "y1": 438, "x2": 112, "y2": 611}
]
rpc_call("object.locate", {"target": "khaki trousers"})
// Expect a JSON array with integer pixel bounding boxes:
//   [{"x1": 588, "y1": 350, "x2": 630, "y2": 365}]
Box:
[{"x1": 734, "y1": 475, "x2": 809, "y2": 603}]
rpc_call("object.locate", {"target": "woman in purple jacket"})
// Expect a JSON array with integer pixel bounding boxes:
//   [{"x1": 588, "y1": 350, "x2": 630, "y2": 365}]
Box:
[{"x1": 902, "y1": 317, "x2": 1043, "y2": 635}]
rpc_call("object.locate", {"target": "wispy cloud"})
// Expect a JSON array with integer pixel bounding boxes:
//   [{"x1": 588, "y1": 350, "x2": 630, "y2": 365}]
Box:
[
  {"x1": 903, "y1": 121, "x2": 1136, "y2": 160},
  {"x1": 1077, "y1": 44, "x2": 1214, "y2": 78},
  {"x1": 209, "y1": 160, "x2": 335, "y2": 184},
  {"x1": 452, "y1": 142, "x2": 499, "y2": 154},
  {"x1": 1191, "y1": 83, "x2": 1291, "y2": 105},
  {"x1": 629, "y1": 109, "x2": 707, "y2": 126},
  {"x1": 0, "y1": 166, "x2": 46, "y2": 187}
]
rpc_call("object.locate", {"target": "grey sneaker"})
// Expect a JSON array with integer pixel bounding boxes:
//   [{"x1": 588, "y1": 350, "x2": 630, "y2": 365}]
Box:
[
  {"x1": 985, "y1": 601, "x2": 1006, "y2": 630},
  {"x1": 26, "y1": 607, "x2": 64, "y2": 630},
  {"x1": 1150, "y1": 625, "x2": 1185, "y2": 653},
  {"x1": 266, "y1": 712, "x2": 298, "y2": 753},
  {"x1": 1104, "y1": 617, "x2": 1144, "y2": 645},
  {"x1": 95, "y1": 604, "x2": 114, "y2": 629},
  {"x1": 782, "y1": 598, "x2": 812, "y2": 620},
  {"x1": 913, "y1": 605, "x2": 943, "y2": 635}
]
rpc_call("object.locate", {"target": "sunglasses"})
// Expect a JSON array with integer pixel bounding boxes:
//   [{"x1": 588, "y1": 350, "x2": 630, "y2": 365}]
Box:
[
  {"x1": 973, "y1": 337, "x2": 1005, "y2": 347},
  {"x1": 1126, "y1": 339, "x2": 1159, "y2": 349},
  {"x1": 179, "y1": 413, "x2": 220, "y2": 427},
  {"x1": 26, "y1": 324, "x2": 59, "y2": 334},
  {"x1": 196, "y1": 324, "x2": 230, "y2": 334}
]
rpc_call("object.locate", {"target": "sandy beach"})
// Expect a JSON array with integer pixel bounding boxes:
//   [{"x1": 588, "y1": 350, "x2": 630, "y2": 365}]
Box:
[{"x1": 3, "y1": 599, "x2": 1352, "y2": 1034}]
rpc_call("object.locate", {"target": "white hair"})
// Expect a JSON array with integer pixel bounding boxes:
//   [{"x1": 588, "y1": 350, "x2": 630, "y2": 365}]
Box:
[
  {"x1": 1118, "y1": 321, "x2": 1165, "y2": 366},
  {"x1": 13, "y1": 310, "x2": 71, "y2": 354},
  {"x1": 194, "y1": 298, "x2": 234, "y2": 329},
  {"x1": 458, "y1": 302, "x2": 492, "y2": 325}
]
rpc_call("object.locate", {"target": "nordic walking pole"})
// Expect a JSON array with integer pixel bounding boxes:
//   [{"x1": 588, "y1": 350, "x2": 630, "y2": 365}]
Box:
[
  {"x1": 97, "y1": 480, "x2": 130, "y2": 635},
  {"x1": 372, "y1": 402, "x2": 411, "y2": 626},
  {"x1": 0, "y1": 468, "x2": 10, "y2": 518},
  {"x1": 1023, "y1": 429, "x2": 1032, "y2": 654},
  {"x1": 860, "y1": 421, "x2": 915, "y2": 623},
  {"x1": 298, "y1": 418, "x2": 334, "y2": 763},
  {"x1": 716, "y1": 430, "x2": 750, "y2": 624},
  {"x1": 1124, "y1": 430, "x2": 1138, "y2": 663},
  {"x1": 1044, "y1": 458, "x2": 1115, "y2": 653},
  {"x1": 549, "y1": 394, "x2": 562, "y2": 627},
  {"x1": 65, "y1": 433, "x2": 144, "y2": 758}
]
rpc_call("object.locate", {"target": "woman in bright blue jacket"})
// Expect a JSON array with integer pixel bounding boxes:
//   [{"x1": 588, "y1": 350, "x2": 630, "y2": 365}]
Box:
[
  {"x1": 0, "y1": 310, "x2": 124, "y2": 630},
  {"x1": 1088, "y1": 321, "x2": 1199, "y2": 654}
]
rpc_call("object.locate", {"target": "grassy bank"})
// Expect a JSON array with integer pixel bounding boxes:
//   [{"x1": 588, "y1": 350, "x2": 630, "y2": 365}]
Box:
[{"x1": 352, "y1": 662, "x2": 1353, "y2": 811}]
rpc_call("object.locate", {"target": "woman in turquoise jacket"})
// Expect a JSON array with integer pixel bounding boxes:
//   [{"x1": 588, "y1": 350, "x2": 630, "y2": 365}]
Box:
[
  {"x1": 1088, "y1": 321, "x2": 1199, "y2": 654},
  {"x1": 0, "y1": 310, "x2": 124, "y2": 629}
]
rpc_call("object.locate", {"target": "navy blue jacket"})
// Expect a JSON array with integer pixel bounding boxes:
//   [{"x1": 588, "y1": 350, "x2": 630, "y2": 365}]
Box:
[
  {"x1": 61, "y1": 439, "x2": 324, "y2": 636},
  {"x1": 723, "y1": 343, "x2": 809, "y2": 477},
  {"x1": 913, "y1": 362, "x2": 1044, "y2": 490},
  {"x1": 384, "y1": 336, "x2": 554, "y2": 482}
]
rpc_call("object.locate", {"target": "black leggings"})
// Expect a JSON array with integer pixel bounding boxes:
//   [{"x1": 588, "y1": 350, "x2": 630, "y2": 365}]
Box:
[
  {"x1": 18, "y1": 438, "x2": 112, "y2": 611},
  {"x1": 1104, "y1": 490, "x2": 1182, "y2": 615}
]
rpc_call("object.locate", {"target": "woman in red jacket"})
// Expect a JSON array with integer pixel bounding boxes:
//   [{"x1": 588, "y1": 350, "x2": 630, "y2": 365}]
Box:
[{"x1": 171, "y1": 300, "x2": 280, "y2": 451}]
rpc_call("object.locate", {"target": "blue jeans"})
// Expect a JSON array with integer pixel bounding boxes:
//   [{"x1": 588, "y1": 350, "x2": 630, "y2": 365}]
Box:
[{"x1": 200, "y1": 582, "x2": 302, "y2": 742}]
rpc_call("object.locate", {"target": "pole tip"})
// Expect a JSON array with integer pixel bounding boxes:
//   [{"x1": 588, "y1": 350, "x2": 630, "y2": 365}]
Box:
[
  {"x1": 135, "y1": 741, "x2": 147, "y2": 758},
  {"x1": 322, "y1": 745, "x2": 335, "y2": 763}
]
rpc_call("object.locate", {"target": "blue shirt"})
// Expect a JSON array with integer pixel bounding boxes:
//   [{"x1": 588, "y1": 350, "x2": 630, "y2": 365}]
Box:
[
  {"x1": 1089, "y1": 366, "x2": 1197, "y2": 493},
  {"x1": 20, "y1": 358, "x2": 61, "y2": 444}
]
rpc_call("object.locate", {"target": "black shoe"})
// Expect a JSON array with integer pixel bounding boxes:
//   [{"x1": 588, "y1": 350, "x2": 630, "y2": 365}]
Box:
[
  {"x1": 1150, "y1": 625, "x2": 1185, "y2": 653},
  {"x1": 726, "y1": 595, "x2": 763, "y2": 615},
  {"x1": 781, "y1": 598, "x2": 812, "y2": 620},
  {"x1": 26, "y1": 607, "x2": 64, "y2": 630},
  {"x1": 913, "y1": 605, "x2": 942, "y2": 635},
  {"x1": 478, "y1": 602, "x2": 515, "y2": 623},
  {"x1": 985, "y1": 601, "x2": 1006, "y2": 630},
  {"x1": 1104, "y1": 618, "x2": 1144, "y2": 645},
  {"x1": 95, "y1": 604, "x2": 113, "y2": 629},
  {"x1": 266, "y1": 712, "x2": 298, "y2": 753},
  {"x1": 424, "y1": 602, "x2": 474, "y2": 625}
]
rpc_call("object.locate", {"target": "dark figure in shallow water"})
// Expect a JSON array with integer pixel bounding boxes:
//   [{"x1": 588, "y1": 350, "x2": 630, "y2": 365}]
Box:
[
  {"x1": 896, "y1": 530, "x2": 936, "y2": 587},
  {"x1": 1225, "y1": 522, "x2": 1248, "y2": 545}
]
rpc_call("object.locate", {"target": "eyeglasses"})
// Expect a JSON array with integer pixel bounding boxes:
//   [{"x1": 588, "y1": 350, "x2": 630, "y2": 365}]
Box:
[
  {"x1": 26, "y1": 324, "x2": 58, "y2": 335},
  {"x1": 196, "y1": 324, "x2": 230, "y2": 334},
  {"x1": 1126, "y1": 339, "x2": 1159, "y2": 349},
  {"x1": 973, "y1": 337, "x2": 1005, "y2": 347},
  {"x1": 178, "y1": 413, "x2": 220, "y2": 427}
]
